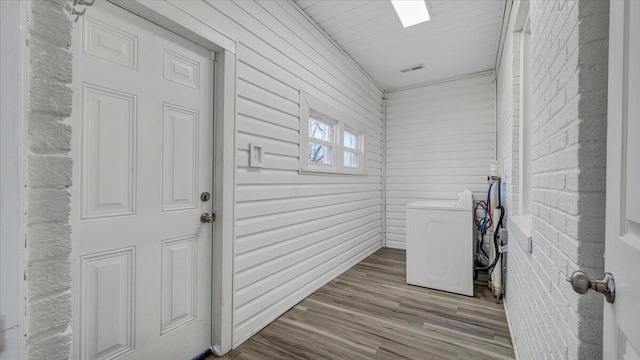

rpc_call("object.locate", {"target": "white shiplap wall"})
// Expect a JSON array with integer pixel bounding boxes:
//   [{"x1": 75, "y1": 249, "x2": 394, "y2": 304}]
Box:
[
  {"x1": 385, "y1": 73, "x2": 496, "y2": 249},
  {"x1": 168, "y1": 0, "x2": 384, "y2": 347}
]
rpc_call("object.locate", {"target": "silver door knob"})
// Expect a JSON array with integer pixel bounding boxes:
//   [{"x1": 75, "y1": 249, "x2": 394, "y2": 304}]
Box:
[
  {"x1": 200, "y1": 213, "x2": 215, "y2": 223},
  {"x1": 566, "y1": 271, "x2": 615, "y2": 303}
]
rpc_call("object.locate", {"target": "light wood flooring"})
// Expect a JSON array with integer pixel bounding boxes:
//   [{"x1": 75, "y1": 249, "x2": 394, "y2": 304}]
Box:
[{"x1": 213, "y1": 248, "x2": 515, "y2": 360}]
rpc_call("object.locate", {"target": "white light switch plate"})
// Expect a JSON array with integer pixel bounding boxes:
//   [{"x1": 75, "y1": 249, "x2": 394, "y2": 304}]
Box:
[{"x1": 249, "y1": 143, "x2": 263, "y2": 168}]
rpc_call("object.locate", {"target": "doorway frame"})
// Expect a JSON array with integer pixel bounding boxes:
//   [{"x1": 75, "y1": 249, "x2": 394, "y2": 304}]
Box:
[
  {"x1": 2, "y1": 0, "x2": 237, "y2": 356},
  {"x1": 0, "y1": 1, "x2": 27, "y2": 358},
  {"x1": 106, "y1": 1, "x2": 238, "y2": 355}
]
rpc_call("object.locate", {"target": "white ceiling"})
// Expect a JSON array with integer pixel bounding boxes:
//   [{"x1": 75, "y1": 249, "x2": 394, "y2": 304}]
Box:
[{"x1": 294, "y1": 0, "x2": 506, "y2": 91}]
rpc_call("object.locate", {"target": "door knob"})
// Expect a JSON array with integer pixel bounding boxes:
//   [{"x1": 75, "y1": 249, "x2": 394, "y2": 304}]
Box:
[
  {"x1": 566, "y1": 271, "x2": 615, "y2": 303},
  {"x1": 200, "y1": 213, "x2": 215, "y2": 223}
]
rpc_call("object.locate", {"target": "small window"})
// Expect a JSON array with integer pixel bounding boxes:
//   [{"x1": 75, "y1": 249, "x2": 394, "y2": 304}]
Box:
[
  {"x1": 344, "y1": 151, "x2": 359, "y2": 168},
  {"x1": 343, "y1": 129, "x2": 363, "y2": 169},
  {"x1": 299, "y1": 91, "x2": 367, "y2": 175},
  {"x1": 343, "y1": 131, "x2": 358, "y2": 150},
  {"x1": 309, "y1": 118, "x2": 332, "y2": 142},
  {"x1": 309, "y1": 143, "x2": 332, "y2": 165},
  {"x1": 307, "y1": 117, "x2": 334, "y2": 166}
]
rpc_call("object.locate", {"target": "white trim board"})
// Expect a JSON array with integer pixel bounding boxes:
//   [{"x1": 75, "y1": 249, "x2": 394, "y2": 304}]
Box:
[
  {"x1": 385, "y1": 70, "x2": 495, "y2": 94},
  {"x1": 211, "y1": 48, "x2": 237, "y2": 356},
  {"x1": 0, "y1": 1, "x2": 27, "y2": 358},
  {"x1": 110, "y1": 0, "x2": 236, "y2": 54},
  {"x1": 382, "y1": 97, "x2": 388, "y2": 248}
]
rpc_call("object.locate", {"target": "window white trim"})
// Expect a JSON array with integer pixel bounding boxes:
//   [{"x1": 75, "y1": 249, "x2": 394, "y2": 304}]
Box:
[
  {"x1": 299, "y1": 91, "x2": 367, "y2": 175},
  {"x1": 510, "y1": 214, "x2": 532, "y2": 253}
]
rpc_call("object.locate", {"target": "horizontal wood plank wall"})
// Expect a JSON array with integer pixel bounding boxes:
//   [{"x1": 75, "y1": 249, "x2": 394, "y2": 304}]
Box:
[
  {"x1": 385, "y1": 73, "x2": 496, "y2": 249},
  {"x1": 168, "y1": 0, "x2": 385, "y2": 347}
]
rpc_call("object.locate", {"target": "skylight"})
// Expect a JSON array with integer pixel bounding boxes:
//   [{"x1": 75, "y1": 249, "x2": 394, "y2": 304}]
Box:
[{"x1": 391, "y1": 0, "x2": 431, "y2": 28}]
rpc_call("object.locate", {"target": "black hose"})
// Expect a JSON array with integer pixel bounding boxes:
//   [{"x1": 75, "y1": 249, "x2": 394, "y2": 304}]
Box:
[
  {"x1": 476, "y1": 205, "x2": 505, "y2": 271},
  {"x1": 480, "y1": 243, "x2": 489, "y2": 258}
]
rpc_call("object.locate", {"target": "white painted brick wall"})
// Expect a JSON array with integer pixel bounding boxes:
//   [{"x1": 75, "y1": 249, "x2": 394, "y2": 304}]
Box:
[
  {"x1": 497, "y1": 26, "x2": 522, "y2": 217},
  {"x1": 498, "y1": 1, "x2": 610, "y2": 359},
  {"x1": 25, "y1": 0, "x2": 74, "y2": 358}
]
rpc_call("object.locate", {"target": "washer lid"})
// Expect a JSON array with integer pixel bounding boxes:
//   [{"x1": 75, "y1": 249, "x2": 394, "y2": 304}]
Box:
[
  {"x1": 406, "y1": 189, "x2": 473, "y2": 212},
  {"x1": 406, "y1": 200, "x2": 466, "y2": 211}
]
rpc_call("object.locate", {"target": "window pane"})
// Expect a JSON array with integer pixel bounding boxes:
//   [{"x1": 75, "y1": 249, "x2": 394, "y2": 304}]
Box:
[
  {"x1": 309, "y1": 118, "x2": 331, "y2": 142},
  {"x1": 344, "y1": 151, "x2": 359, "y2": 168},
  {"x1": 344, "y1": 131, "x2": 358, "y2": 150},
  {"x1": 309, "y1": 143, "x2": 331, "y2": 165}
]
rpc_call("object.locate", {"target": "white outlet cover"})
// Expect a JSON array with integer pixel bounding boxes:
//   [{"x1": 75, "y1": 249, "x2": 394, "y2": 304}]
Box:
[{"x1": 249, "y1": 143, "x2": 263, "y2": 168}]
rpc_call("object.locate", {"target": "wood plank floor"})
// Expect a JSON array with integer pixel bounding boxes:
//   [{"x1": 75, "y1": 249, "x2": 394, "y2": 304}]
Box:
[{"x1": 213, "y1": 248, "x2": 515, "y2": 360}]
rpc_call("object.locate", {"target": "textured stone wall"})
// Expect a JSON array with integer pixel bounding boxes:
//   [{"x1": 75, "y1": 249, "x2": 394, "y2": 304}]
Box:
[{"x1": 25, "y1": 0, "x2": 74, "y2": 358}]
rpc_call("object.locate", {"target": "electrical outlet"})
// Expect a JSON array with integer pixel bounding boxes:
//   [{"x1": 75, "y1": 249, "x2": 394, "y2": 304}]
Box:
[{"x1": 249, "y1": 143, "x2": 263, "y2": 168}]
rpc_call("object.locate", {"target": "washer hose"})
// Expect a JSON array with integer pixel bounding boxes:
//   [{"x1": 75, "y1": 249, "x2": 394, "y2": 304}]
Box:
[{"x1": 476, "y1": 204, "x2": 504, "y2": 271}]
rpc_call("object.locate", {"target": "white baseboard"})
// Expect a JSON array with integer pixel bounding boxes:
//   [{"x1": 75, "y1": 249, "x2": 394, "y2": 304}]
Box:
[{"x1": 502, "y1": 297, "x2": 521, "y2": 360}]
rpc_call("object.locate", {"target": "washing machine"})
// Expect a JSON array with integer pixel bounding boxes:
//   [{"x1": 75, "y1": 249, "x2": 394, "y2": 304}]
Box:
[{"x1": 406, "y1": 189, "x2": 474, "y2": 296}]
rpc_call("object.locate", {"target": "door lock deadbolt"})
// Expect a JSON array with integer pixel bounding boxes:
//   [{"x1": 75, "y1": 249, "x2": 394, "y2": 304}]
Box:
[{"x1": 200, "y1": 192, "x2": 211, "y2": 202}]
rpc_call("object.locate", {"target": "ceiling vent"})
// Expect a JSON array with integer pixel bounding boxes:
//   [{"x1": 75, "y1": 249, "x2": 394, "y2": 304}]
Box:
[{"x1": 400, "y1": 64, "x2": 425, "y2": 73}]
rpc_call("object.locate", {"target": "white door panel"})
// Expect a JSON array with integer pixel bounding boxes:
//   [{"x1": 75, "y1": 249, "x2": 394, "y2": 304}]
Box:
[
  {"x1": 605, "y1": 0, "x2": 640, "y2": 358},
  {"x1": 71, "y1": 1, "x2": 214, "y2": 359}
]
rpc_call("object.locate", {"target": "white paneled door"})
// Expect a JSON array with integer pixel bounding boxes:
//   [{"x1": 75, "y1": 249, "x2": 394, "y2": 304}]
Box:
[
  {"x1": 70, "y1": 1, "x2": 214, "y2": 359},
  {"x1": 604, "y1": 0, "x2": 640, "y2": 358}
]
